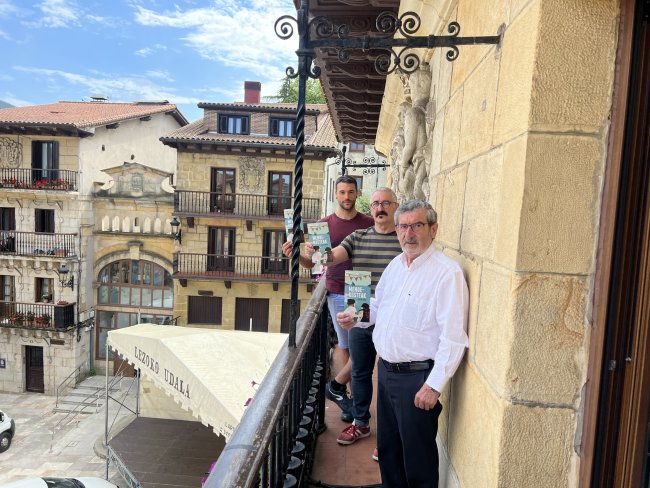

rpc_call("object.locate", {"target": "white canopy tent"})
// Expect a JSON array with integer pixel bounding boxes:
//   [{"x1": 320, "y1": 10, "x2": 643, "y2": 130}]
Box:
[{"x1": 107, "y1": 324, "x2": 288, "y2": 440}]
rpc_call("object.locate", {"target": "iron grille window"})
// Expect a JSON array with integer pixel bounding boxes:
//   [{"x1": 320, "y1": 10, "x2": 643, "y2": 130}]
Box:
[
  {"x1": 218, "y1": 114, "x2": 250, "y2": 134},
  {"x1": 349, "y1": 142, "x2": 365, "y2": 152},
  {"x1": 188, "y1": 296, "x2": 223, "y2": 325},
  {"x1": 270, "y1": 117, "x2": 295, "y2": 137}
]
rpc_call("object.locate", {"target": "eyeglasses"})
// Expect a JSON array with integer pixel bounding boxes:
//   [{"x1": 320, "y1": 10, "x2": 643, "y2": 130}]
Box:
[
  {"x1": 396, "y1": 222, "x2": 429, "y2": 233},
  {"x1": 370, "y1": 200, "x2": 397, "y2": 209}
]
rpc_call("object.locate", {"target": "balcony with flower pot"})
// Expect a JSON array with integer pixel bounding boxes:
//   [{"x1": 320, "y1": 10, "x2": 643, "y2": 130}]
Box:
[{"x1": 0, "y1": 301, "x2": 75, "y2": 330}]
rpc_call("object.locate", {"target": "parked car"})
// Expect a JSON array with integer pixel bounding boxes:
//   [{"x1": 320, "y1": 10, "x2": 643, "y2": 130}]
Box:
[
  {"x1": 0, "y1": 409, "x2": 15, "y2": 453},
  {"x1": 1, "y1": 478, "x2": 118, "y2": 488}
]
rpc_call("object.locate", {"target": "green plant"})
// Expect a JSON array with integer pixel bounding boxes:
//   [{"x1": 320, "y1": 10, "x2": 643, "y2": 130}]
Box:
[
  {"x1": 41, "y1": 313, "x2": 51, "y2": 325},
  {"x1": 355, "y1": 195, "x2": 370, "y2": 216},
  {"x1": 88, "y1": 367, "x2": 96, "y2": 377}
]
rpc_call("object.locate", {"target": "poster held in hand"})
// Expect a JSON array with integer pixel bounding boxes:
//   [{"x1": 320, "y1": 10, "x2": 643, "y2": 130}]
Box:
[{"x1": 344, "y1": 270, "x2": 371, "y2": 324}]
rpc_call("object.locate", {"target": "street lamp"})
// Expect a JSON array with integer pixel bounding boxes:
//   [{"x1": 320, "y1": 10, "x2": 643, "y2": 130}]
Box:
[
  {"x1": 58, "y1": 263, "x2": 74, "y2": 290},
  {"x1": 170, "y1": 217, "x2": 182, "y2": 244}
]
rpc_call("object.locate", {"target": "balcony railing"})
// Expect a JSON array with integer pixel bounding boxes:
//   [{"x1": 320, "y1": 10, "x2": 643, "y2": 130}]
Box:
[
  {"x1": 174, "y1": 254, "x2": 313, "y2": 281},
  {"x1": 0, "y1": 231, "x2": 77, "y2": 257},
  {"x1": 0, "y1": 168, "x2": 78, "y2": 191},
  {"x1": 205, "y1": 280, "x2": 329, "y2": 487},
  {"x1": 0, "y1": 301, "x2": 76, "y2": 329},
  {"x1": 174, "y1": 191, "x2": 321, "y2": 221}
]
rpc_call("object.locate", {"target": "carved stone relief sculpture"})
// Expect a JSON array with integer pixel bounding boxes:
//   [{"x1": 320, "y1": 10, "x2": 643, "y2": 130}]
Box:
[
  {"x1": 390, "y1": 64, "x2": 433, "y2": 202},
  {"x1": 0, "y1": 137, "x2": 22, "y2": 168},
  {"x1": 239, "y1": 156, "x2": 265, "y2": 194}
]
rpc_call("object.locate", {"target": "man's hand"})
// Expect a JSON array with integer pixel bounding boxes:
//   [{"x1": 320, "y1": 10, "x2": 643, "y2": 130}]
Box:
[
  {"x1": 304, "y1": 242, "x2": 315, "y2": 259},
  {"x1": 414, "y1": 384, "x2": 440, "y2": 410},
  {"x1": 336, "y1": 311, "x2": 356, "y2": 330},
  {"x1": 282, "y1": 241, "x2": 293, "y2": 257}
]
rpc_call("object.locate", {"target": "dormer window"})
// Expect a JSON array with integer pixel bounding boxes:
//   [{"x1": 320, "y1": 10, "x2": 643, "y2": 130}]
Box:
[
  {"x1": 218, "y1": 114, "x2": 250, "y2": 135},
  {"x1": 270, "y1": 117, "x2": 295, "y2": 137},
  {"x1": 349, "y1": 142, "x2": 365, "y2": 152}
]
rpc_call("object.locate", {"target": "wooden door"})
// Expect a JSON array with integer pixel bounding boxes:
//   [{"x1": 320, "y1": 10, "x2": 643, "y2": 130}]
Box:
[
  {"x1": 592, "y1": 1, "x2": 650, "y2": 485},
  {"x1": 25, "y1": 346, "x2": 44, "y2": 393},
  {"x1": 207, "y1": 227, "x2": 235, "y2": 272},
  {"x1": 267, "y1": 172, "x2": 292, "y2": 216},
  {"x1": 210, "y1": 168, "x2": 236, "y2": 212},
  {"x1": 235, "y1": 298, "x2": 269, "y2": 332}
]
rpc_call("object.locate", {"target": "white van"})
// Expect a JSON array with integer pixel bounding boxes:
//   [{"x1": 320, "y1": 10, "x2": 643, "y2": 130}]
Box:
[{"x1": 0, "y1": 409, "x2": 15, "y2": 453}]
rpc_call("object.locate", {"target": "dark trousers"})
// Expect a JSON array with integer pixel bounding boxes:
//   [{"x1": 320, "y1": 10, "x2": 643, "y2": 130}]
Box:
[
  {"x1": 377, "y1": 359, "x2": 442, "y2": 488},
  {"x1": 349, "y1": 325, "x2": 376, "y2": 424}
]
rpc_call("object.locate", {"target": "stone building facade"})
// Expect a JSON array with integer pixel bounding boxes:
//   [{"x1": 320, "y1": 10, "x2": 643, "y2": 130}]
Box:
[
  {"x1": 162, "y1": 82, "x2": 337, "y2": 331},
  {"x1": 0, "y1": 101, "x2": 186, "y2": 393}
]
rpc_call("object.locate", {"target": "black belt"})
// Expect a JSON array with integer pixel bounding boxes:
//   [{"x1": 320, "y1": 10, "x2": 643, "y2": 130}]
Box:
[{"x1": 380, "y1": 358, "x2": 434, "y2": 373}]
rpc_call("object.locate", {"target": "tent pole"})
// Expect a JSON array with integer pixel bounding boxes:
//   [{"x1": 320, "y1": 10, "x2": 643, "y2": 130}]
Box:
[{"x1": 105, "y1": 342, "x2": 109, "y2": 480}]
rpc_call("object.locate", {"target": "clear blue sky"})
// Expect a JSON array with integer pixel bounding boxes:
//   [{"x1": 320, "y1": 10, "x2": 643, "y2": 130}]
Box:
[{"x1": 0, "y1": 0, "x2": 299, "y2": 122}]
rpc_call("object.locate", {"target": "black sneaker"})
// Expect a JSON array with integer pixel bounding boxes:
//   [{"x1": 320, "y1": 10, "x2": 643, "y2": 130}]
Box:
[
  {"x1": 326, "y1": 382, "x2": 353, "y2": 417},
  {"x1": 340, "y1": 411, "x2": 353, "y2": 423}
]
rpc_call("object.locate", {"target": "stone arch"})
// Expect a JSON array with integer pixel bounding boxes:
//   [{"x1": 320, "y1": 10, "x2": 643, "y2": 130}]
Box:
[
  {"x1": 112, "y1": 216, "x2": 120, "y2": 232},
  {"x1": 122, "y1": 217, "x2": 131, "y2": 233},
  {"x1": 153, "y1": 218, "x2": 162, "y2": 234},
  {"x1": 143, "y1": 217, "x2": 151, "y2": 233},
  {"x1": 101, "y1": 216, "x2": 110, "y2": 231},
  {"x1": 164, "y1": 219, "x2": 172, "y2": 234}
]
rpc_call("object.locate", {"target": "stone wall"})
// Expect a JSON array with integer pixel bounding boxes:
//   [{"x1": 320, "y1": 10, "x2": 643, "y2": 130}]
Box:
[{"x1": 375, "y1": 0, "x2": 618, "y2": 486}]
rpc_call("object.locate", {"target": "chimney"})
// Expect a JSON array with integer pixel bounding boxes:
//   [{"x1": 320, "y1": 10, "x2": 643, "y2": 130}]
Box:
[{"x1": 244, "y1": 81, "x2": 261, "y2": 104}]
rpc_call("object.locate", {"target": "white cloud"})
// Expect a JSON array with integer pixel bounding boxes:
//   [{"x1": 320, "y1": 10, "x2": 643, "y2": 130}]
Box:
[
  {"x1": 0, "y1": 0, "x2": 19, "y2": 17},
  {"x1": 0, "y1": 28, "x2": 8, "y2": 39},
  {"x1": 135, "y1": 43, "x2": 167, "y2": 57},
  {"x1": 133, "y1": 1, "x2": 297, "y2": 81},
  {"x1": 33, "y1": 0, "x2": 81, "y2": 28},
  {"x1": 146, "y1": 69, "x2": 172, "y2": 81},
  {"x1": 12, "y1": 65, "x2": 199, "y2": 105}
]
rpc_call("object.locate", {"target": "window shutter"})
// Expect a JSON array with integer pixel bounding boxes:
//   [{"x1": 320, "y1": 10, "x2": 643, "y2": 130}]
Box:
[
  {"x1": 219, "y1": 115, "x2": 227, "y2": 133},
  {"x1": 51, "y1": 141, "x2": 59, "y2": 169},
  {"x1": 242, "y1": 116, "x2": 249, "y2": 134},
  {"x1": 271, "y1": 118, "x2": 278, "y2": 137}
]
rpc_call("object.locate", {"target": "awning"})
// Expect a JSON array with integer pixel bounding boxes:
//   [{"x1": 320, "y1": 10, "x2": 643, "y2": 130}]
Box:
[{"x1": 107, "y1": 324, "x2": 287, "y2": 440}]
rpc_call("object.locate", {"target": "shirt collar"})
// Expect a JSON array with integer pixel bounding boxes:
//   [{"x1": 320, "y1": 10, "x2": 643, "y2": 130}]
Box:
[{"x1": 399, "y1": 241, "x2": 437, "y2": 269}]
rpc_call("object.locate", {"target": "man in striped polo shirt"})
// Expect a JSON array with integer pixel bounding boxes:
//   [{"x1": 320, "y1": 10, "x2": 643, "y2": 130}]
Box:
[{"x1": 301, "y1": 187, "x2": 403, "y2": 448}]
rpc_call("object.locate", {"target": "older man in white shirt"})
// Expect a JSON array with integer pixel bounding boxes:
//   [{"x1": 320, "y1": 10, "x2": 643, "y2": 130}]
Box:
[{"x1": 338, "y1": 199, "x2": 469, "y2": 488}]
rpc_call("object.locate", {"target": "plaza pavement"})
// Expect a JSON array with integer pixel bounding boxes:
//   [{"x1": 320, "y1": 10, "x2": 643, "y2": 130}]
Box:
[{"x1": 0, "y1": 376, "x2": 133, "y2": 486}]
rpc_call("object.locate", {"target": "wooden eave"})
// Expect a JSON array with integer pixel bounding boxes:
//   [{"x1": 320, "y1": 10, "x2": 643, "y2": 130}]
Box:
[
  {"x1": 306, "y1": 0, "x2": 400, "y2": 144},
  {"x1": 0, "y1": 123, "x2": 92, "y2": 138}
]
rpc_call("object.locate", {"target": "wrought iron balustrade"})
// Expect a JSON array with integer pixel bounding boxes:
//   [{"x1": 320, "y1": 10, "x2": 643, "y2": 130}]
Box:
[
  {"x1": 174, "y1": 253, "x2": 313, "y2": 281},
  {"x1": 0, "y1": 301, "x2": 76, "y2": 329},
  {"x1": 0, "y1": 168, "x2": 78, "y2": 191},
  {"x1": 174, "y1": 190, "x2": 321, "y2": 221},
  {"x1": 205, "y1": 280, "x2": 328, "y2": 487},
  {"x1": 0, "y1": 231, "x2": 77, "y2": 257}
]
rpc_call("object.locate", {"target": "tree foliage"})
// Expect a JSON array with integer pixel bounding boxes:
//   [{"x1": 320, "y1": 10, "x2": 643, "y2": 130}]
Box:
[
  {"x1": 355, "y1": 195, "x2": 371, "y2": 216},
  {"x1": 267, "y1": 76, "x2": 326, "y2": 104}
]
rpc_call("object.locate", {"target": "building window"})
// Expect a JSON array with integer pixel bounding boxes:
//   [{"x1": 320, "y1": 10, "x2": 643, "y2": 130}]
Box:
[
  {"x1": 31, "y1": 141, "x2": 59, "y2": 181},
  {"x1": 0, "y1": 208, "x2": 15, "y2": 231},
  {"x1": 349, "y1": 142, "x2": 365, "y2": 152},
  {"x1": 218, "y1": 114, "x2": 250, "y2": 134},
  {"x1": 188, "y1": 296, "x2": 223, "y2": 325},
  {"x1": 210, "y1": 168, "x2": 236, "y2": 212},
  {"x1": 96, "y1": 259, "x2": 173, "y2": 359},
  {"x1": 35, "y1": 278, "x2": 53, "y2": 303},
  {"x1": 35, "y1": 209, "x2": 54, "y2": 233},
  {"x1": 269, "y1": 117, "x2": 295, "y2": 137},
  {"x1": 352, "y1": 176, "x2": 363, "y2": 190},
  {"x1": 207, "y1": 227, "x2": 236, "y2": 272},
  {"x1": 0, "y1": 275, "x2": 15, "y2": 302}
]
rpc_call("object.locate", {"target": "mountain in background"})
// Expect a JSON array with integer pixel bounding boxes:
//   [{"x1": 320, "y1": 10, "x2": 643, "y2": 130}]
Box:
[{"x1": 0, "y1": 100, "x2": 14, "y2": 109}]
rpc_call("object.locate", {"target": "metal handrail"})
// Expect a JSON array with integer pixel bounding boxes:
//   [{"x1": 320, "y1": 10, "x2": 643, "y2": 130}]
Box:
[
  {"x1": 0, "y1": 168, "x2": 78, "y2": 191},
  {"x1": 173, "y1": 253, "x2": 313, "y2": 280},
  {"x1": 51, "y1": 374, "x2": 124, "y2": 452},
  {"x1": 205, "y1": 279, "x2": 328, "y2": 487},
  {"x1": 174, "y1": 190, "x2": 322, "y2": 220},
  {"x1": 55, "y1": 364, "x2": 85, "y2": 409},
  {"x1": 0, "y1": 231, "x2": 77, "y2": 257}
]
